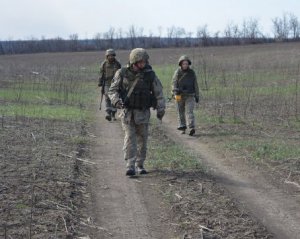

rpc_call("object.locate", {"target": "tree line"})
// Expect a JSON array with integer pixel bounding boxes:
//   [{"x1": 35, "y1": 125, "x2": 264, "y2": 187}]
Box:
[{"x1": 1, "y1": 13, "x2": 299, "y2": 55}]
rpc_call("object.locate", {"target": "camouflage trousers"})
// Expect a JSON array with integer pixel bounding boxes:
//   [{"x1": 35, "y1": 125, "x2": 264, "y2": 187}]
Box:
[
  {"x1": 122, "y1": 120, "x2": 149, "y2": 169},
  {"x1": 176, "y1": 95, "x2": 195, "y2": 129},
  {"x1": 104, "y1": 85, "x2": 116, "y2": 114}
]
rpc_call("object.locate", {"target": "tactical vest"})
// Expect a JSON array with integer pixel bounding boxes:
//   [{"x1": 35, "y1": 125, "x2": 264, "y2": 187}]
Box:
[
  {"x1": 120, "y1": 66, "x2": 156, "y2": 110},
  {"x1": 103, "y1": 60, "x2": 120, "y2": 85},
  {"x1": 176, "y1": 68, "x2": 196, "y2": 94}
]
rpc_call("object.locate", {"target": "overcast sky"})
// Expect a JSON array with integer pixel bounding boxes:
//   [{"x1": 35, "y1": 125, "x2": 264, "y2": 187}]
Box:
[{"x1": 1, "y1": 0, "x2": 300, "y2": 40}]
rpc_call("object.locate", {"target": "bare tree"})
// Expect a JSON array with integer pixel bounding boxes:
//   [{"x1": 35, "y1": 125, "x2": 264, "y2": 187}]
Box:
[
  {"x1": 167, "y1": 26, "x2": 176, "y2": 45},
  {"x1": 242, "y1": 18, "x2": 261, "y2": 40},
  {"x1": 224, "y1": 22, "x2": 240, "y2": 38},
  {"x1": 185, "y1": 31, "x2": 193, "y2": 47},
  {"x1": 197, "y1": 24, "x2": 210, "y2": 46},
  {"x1": 223, "y1": 22, "x2": 240, "y2": 45},
  {"x1": 127, "y1": 25, "x2": 138, "y2": 48},
  {"x1": 0, "y1": 42, "x2": 4, "y2": 55},
  {"x1": 289, "y1": 13, "x2": 300, "y2": 39},
  {"x1": 107, "y1": 27, "x2": 115, "y2": 47},
  {"x1": 94, "y1": 33, "x2": 102, "y2": 50},
  {"x1": 272, "y1": 13, "x2": 290, "y2": 40},
  {"x1": 69, "y1": 33, "x2": 79, "y2": 51}
]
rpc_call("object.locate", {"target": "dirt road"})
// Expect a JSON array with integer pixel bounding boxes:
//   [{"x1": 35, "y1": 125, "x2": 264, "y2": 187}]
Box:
[
  {"x1": 89, "y1": 108, "x2": 175, "y2": 239},
  {"x1": 162, "y1": 109, "x2": 300, "y2": 239},
  {"x1": 89, "y1": 106, "x2": 300, "y2": 239}
]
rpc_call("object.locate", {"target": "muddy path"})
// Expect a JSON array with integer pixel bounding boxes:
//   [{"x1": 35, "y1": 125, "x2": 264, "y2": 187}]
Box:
[
  {"x1": 89, "y1": 105, "x2": 300, "y2": 239},
  {"x1": 162, "y1": 109, "x2": 300, "y2": 239},
  {"x1": 89, "y1": 108, "x2": 175, "y2": 239}
]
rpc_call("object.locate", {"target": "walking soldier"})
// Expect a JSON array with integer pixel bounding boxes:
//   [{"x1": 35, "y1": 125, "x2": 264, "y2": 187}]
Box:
[
  {"x1": 172, "y1": 55, "x2": 200, "y2": 136},
  {"x1": 98, "y1": 49, "x2": 121, "y2": 121},
  {"x1": 108, "y1": 48, "x2": 165, "y2": 176}
]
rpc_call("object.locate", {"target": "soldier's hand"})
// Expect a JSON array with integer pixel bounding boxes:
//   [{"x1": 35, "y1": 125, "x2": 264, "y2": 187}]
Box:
[
  {"x1": 98, "y1": 80, "x2": 104, "y2": 87},
  {"x1": 115, "y1": 100, "x2": 124, "y2": 109},
  {"x1": 157, "y1": 109, "x2": 165, "y2": 120}
]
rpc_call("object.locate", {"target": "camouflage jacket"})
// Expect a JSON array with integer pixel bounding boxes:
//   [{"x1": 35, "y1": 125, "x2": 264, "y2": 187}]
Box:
[
  {"x1": 99, "y1": 59, "x2": 121, "y2": 86},
  {"x1": 172, "y1": 68, "x2": 199, "y2": 98},
  {"x1": 108, "y1": 65, "x2": 165, "y2": 124}
]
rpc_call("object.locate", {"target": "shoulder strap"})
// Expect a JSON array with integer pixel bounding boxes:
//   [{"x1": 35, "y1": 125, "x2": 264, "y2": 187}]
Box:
[
  {"x1": 177, "y1": 70, "x2": 187, "y2": 83},
  {"x1": 119, "y1": 68, "x2": 143, "y2": 99},
  {"x1": 126, "y1": 74, "x2": 140, "y2": 99}
]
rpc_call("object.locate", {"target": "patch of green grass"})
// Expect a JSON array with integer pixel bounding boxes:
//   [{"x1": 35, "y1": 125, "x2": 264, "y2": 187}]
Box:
[
  {"x1": 0, "y1": 88, "x2": 92, "y2": 105},
  {"x1": 226, "y1": 139, "x2": 300, "y2": 162},
  {"x1": 68, "y1": 135, "x2": 88, "y2": 145},
  {"x1": 203, "y1": 84, "x2": 298, "y2": 99},
  {"x1": 154, "y1": 64, "x2": 177, "y2": 98},
  {"x1": 0, "y1": 75, "x2": 98, "y2": 121},
  {"x1": 15, "y1": 203, "x2": 28, "y2": 209},
  {"x1": 147, "y1": 142, "x2": 202, "y2": 171},
  {"x1": 154, "y1": 64, "x2": 299, "y2": 102},
  {"x1": 147, "y1": 124, "x2": 203, "y2": 171},
  {"x1": 194, "y1": 109, "x2": 220, "y2": 124},
  {"x1": 0, "y1": 103, "x2": 87, "y2": 121}
]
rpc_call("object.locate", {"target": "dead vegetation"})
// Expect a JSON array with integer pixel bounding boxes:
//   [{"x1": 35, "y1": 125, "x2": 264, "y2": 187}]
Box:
[{"x1": 0, "y1": 118, "x2": 93, "y2": 238}]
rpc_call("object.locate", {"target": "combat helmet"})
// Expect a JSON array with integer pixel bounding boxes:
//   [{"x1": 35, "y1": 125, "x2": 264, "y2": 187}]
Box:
[
  {"x1": 178, "y1": 55, "x2": 191, "y2": 66},
  {"x1": 129, "y1": 48, "x2": 149, "y2": 65},
  {"x1": 106, "y1": 48, "x2": 116, "y2": 57}
]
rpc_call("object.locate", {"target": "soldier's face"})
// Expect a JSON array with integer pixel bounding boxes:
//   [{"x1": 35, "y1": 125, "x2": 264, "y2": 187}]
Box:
[
  {"x1": 181, "y1": 61, "x2": 189, "y2": 70},
  {"x1": 107, "y1": 55, "x2": 115, "y2": 62},
  {"x1": 136, "y1": 60, "x2": 146, "y2": 69}
]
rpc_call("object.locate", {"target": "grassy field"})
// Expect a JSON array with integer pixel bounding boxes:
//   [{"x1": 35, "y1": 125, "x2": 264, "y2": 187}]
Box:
[
  {"x1": 0, "y1": 42, "x2": 299, "y2": 237},
  {"x1": 0, "y1": 53, "x2": 99, "y2": 237},
  {"x1": 153, "y1": 43, "x2": 300, "y2": 183}
]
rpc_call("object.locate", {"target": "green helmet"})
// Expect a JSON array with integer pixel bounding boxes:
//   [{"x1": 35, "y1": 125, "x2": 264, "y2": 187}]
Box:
[
  {"x1": 129, "y1": 48, "x2": 149, "y2": 65},
  {"x1": 178, "y1": 55, "x2": 191, "y2": 66},
  {"x1": 106, "y1": 49, "x2": 116, "y2": 57}
]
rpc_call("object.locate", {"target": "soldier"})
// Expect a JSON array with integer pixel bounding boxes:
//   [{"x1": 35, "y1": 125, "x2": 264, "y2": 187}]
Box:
[
  {"x1": 172, "y1": 55, "x2": 200, "y2": 136},
  {"x1": 98, "y1": 49, "x2": 121, "y2": 121},
  {"x1": 108, "y1": 48, "x2": 165, "y2": 176}
]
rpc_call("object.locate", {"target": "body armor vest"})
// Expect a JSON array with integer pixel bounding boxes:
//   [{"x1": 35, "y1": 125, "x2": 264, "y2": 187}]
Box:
[
  {"x1": 104, "y1": 61, "x2": 120, "y2": 85},
  {"x1": 176, "y1": 69, "x2": 196, "y2": 94},
  {"x1": 120, "y1": 67, "x2": 156, "y2": 110}
]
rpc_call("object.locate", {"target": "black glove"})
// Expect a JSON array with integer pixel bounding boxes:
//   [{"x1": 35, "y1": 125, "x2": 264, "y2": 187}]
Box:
[
  {"x1": 195, "y1": 96, "x2": 199, "y2": 103},
  {"x1": 98, "y1": 79, "x2": 104, "y2": 87},
  {"x1": 115, "y1": 100, "x2": 124, "y2": 109},
  {"x1": 157, "y1": 110, "x2": 165, "y2": 120}
]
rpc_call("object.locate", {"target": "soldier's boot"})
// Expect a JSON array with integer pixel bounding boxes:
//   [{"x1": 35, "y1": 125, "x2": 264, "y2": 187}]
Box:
[
  {"x1": 111, "y1": 111, "x2": 117, "y2": 121},
  {"x1": 105, "y1": 111, "x2": 112, "y2": 121},
  {"x1": 177, "y1": 126, "x2": 186, "y2": 134},
  {"x1": 126, "y1": 167, "x2": 135, "y2": 176},
  {"x1": 189, "y1": 128, "x2": 195, "y2": 136},
  {"x1": 136, "y1": 159, "x2": 147, "y2": 174},
  {"x1": 126, "y1": 159, "x2": 136, "y2": 176},
  {"x1": 136, "y1": 166, "x2": 147, "y2": 175}
]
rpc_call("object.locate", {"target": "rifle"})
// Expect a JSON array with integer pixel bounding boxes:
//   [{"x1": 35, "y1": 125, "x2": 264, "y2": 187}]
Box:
[{"x1": 99, "y1": 80, "x2": 105, "y2": 110}]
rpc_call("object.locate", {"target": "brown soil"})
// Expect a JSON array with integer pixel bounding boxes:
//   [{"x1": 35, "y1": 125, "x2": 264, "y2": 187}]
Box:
[
  {"x1": 0, "y1": 117, "x2": 91, "y2": 238},
  {"x1": 2, "y1": 46, "x2": 300, "y2": 238},
  {"x1": 87, "y1": 104, "x2": 282, "y2": 239},
  {"x1": 162, "y1": 108, "x2": 300, "y2": 239},
  {"x1": 88, "y1": 106, "x2": 176, "y2": 238}
]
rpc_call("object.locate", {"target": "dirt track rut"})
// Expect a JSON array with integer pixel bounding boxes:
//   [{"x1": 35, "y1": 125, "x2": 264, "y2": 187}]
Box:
[
  {"x1": 90, "y1": 109, "x2": 174, "y2": 239},
  {"x1": 163, "y1": 112, "x2": 300, "y2": 239},
  {"x1": 90, "y1": 106, "x2": 300, "y2": 239}
]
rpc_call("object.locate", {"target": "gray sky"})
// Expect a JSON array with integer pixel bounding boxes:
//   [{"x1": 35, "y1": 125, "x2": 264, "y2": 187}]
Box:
[{"x1": 1, "y1": 0, "x2": 300, "y2": 40}]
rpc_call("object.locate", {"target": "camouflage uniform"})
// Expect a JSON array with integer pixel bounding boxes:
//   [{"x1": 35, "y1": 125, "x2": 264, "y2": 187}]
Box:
[
  {"x1": 172, "y1": 55, "x2": 199, "y2": 136},
  {"x1": 108, "y1": 48, "x2": 165, "y2": 176},
  {"x1": 99, "y1": 49, "x2": 121, "y2": 121}
]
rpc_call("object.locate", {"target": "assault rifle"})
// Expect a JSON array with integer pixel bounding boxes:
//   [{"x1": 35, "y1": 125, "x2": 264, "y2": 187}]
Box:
[{"x1": 99, "y1": 80, "x2": 105, "y2": 110}]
